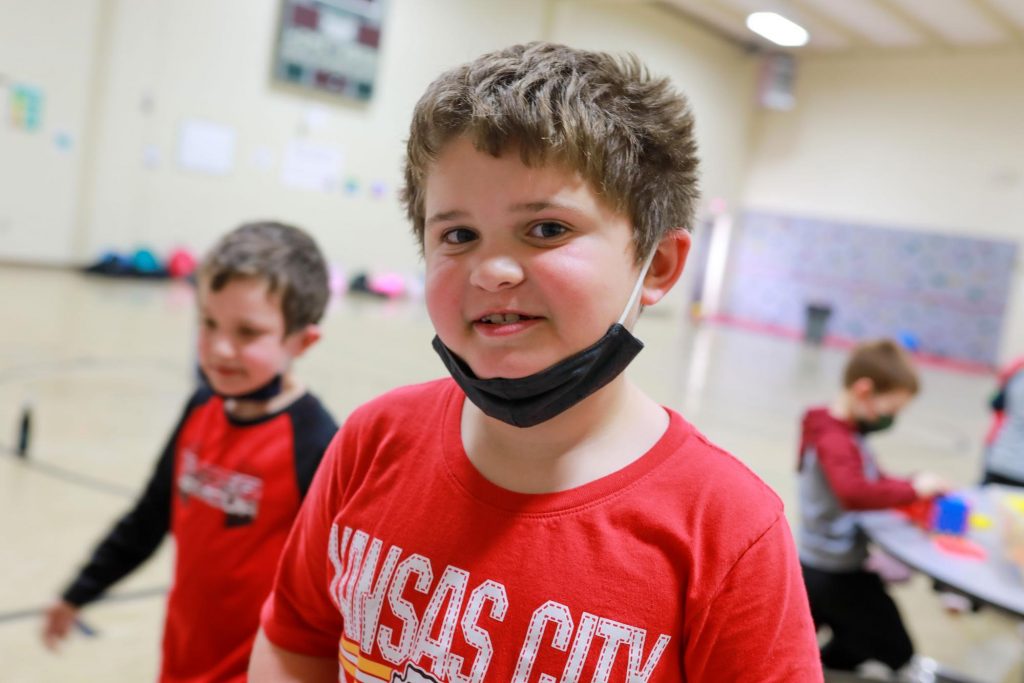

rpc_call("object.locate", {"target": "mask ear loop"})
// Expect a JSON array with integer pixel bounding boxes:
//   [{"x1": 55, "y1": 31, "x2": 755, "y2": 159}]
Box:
[{"x1": 616, "y1": 247, "x2": 658, "y2": 326}]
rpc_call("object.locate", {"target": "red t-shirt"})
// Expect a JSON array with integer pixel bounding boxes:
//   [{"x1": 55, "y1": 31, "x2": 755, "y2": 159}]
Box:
[{"x1": 262, "y1": 379, "x2": 821, "y2": 682}]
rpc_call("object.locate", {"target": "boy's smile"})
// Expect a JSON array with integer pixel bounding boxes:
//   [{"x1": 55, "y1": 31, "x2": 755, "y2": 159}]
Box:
[
  {"x1": 472, "y1": 309, "x2": 543, "y2": 337},
  {"x1": 423, "y1": 136, "x2": 645, "y2": 380}
]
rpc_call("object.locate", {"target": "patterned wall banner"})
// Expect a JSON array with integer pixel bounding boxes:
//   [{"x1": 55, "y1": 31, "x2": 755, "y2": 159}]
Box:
[{"x1": 725, "y1": 212, "x2": 1018, "y2": 366}]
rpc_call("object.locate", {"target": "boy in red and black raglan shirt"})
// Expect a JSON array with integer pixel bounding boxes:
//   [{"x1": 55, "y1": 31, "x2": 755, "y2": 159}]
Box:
[
  {"x1": 43, "y1": 222, "x2": 337, "y2": 682},
  {"x1": 251, "y1": 43, "x2": 821, "y2": 682},
  {"x1": 798, "y1": 339, "x2": 950, "y2": 675}
]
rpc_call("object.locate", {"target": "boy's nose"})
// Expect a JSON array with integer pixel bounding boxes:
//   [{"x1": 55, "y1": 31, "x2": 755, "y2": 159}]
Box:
[
  {"x1": 469, "y1": 255, "x2": 524, "y2": 291},
  {"x1": 209, "y1": 333, "x2": 235, "y2": 359}
]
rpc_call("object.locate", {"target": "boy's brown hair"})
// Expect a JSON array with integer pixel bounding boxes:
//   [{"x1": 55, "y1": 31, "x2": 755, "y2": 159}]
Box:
[
  {"x1": 843, "y1": 339, "x2": 920, "y2": 395},
  {"x1": 402, "y1": 42, "x2": 700, "y2": 261},
  {"x1": 199, "y1": 221, "x2": 329, "y2": 334}
]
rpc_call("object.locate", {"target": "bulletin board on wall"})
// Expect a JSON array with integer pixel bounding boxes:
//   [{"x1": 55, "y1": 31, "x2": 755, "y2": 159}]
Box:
[
  {"x1": 272, "y1": 0, "x2": 385, "y2": 101},
  {"x1": 724, "y1": 212, "x2": 1018, "y2": 367}
]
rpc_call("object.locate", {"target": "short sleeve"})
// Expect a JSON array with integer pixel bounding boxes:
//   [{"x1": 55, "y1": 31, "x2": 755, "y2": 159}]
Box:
[
  {"x1": 260, "y1": 428, "x2": 346, "y2": 657},
  {"x1": 683, "y1": 514, "x2": 822, "y2": 682}
]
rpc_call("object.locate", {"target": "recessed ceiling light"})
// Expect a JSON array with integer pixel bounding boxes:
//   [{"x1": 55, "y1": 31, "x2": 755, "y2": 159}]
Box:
[{"x1": 746, "y1": 11, "x2": 809, "y2": 47}]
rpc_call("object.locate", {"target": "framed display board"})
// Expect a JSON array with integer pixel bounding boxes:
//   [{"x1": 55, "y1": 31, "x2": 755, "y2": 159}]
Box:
[
  {"x1": 725, "y1": 211, "x2": 1017, "y2": 366},
  {"x1": 273, "y1": 0, "x2": 385, "y2": 101}
]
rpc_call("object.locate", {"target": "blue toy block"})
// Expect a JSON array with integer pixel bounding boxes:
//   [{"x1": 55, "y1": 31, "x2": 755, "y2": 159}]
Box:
[{"x1": 932, "y1": 495, "x2": 969, "y2": 535}]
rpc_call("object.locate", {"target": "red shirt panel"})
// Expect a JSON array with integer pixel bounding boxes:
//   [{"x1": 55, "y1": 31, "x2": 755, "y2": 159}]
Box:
[{"x1": 165, "y1": 397, "x2": 303, "y2": 682}]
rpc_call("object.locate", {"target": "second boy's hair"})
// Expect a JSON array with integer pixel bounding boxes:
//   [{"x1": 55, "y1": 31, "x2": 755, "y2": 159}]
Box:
[
  {"x1": 843, "y1": 339, "x2": 920, "y2": 395},
  {"x1": 402, "y1": 42, "x2": 700, "y2": 261},
  {"x1": 199, "y1": 221, "x2": 329, "y2": 334}
]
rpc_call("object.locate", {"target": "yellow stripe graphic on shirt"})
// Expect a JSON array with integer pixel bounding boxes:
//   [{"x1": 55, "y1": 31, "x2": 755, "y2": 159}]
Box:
[{"x1": 338, "y1": 637, "x2": 395, "y2": 681}]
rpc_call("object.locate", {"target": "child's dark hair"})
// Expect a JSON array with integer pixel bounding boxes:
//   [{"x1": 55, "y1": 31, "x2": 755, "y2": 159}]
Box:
[
  {"x1": 402, "y1": 42, "x2": 700, "y2": 261},
  {"x1": 843, "y1": 339, "x2": 920, "y2": 395},
  {"x1": 199, "y1": 221, "x2": 329, "y2": 334}
]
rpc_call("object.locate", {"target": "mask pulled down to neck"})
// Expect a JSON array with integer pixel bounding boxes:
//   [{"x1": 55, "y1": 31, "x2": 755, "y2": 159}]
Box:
[
  {"x1": 432, "y1": 249, "x2": 656, "y2": 428},
  {"x1": 199, "y1": 369, "x2": 284, "y2": 402},
  {"x1": 855, "y1": 413, "x2": 896, "y2": 435}
]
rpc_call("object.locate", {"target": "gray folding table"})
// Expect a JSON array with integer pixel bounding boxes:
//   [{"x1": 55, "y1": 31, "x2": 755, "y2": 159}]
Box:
[{"x1": 859, "y1": 487, "x2": 1024, "y2": 619}]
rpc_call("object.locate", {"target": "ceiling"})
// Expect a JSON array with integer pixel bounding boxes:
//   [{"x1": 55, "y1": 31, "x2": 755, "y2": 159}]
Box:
[{"x1": 656, "y1": 0, "x2": 1024, "y2": 54}]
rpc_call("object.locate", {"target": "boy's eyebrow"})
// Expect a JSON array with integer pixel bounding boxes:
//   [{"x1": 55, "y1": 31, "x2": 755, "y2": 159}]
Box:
[
  {"x1": 426, "y1": 200, "x2": 582, "y2": 226},
  {"x1": 426, "y1": 209, "x2": 469, "y2": 226},
  {"x1": 509, "y1": 200, "x2": 581, "y2": 214}
]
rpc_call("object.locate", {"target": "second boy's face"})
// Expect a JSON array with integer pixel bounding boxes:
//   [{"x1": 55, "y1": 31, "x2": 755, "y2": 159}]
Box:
[
  {"x1": 851, "y1": 382, "x2": 914, "y2": 423},
  {"x1": 196, "y1": 278, "x2": 305, "y2": 397},
  {"x1": 422, "y1": 136, "x2": 643, "y2": 379},
  {"x1": 862, "y1": 389, "x2": 913, "y2": 419}
]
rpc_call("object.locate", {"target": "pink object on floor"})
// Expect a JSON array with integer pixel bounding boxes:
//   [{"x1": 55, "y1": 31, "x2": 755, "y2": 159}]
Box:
[
  {"x1": 167, "y1": 248, "x2": 197, "y2": 278},
  {"x1": 329, "y1": 264, "x2": 347, "y2": 294},
  {"x1": 368, "y1": 272, "x2": 407, "y2": 298}
]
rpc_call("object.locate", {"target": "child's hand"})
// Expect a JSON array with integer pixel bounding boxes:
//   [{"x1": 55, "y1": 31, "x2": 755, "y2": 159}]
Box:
[
  {"x1": 41, "y1": 600, "x2": 79, "y2": 651},
  {"x1": 912, "y1": 471, "x2": 953, "y2": 498}
]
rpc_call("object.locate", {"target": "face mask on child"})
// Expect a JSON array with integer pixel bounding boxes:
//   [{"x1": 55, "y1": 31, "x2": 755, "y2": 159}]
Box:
[
  {"x1": 432, "y1": 249, "x2": 656, "y2": 428},
  {"x1": 856, "y1": 413, "x2": 896, "y2": 435},
  {"x1": 199, "y1": 369, "x2": 284, "y2": 402}
]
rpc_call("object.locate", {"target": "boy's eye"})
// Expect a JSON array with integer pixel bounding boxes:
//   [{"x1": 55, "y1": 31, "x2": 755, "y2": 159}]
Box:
[
  {"x1": 441, "y1": 227, "x2": 477, "y2": 245},
  {"x1": 237, "y1": 327, "x2": 261, "y2": 339},
  {"x1": 202, "y1": 318, "x2": 216, "y2": 330},
  {"x1": 528, "y1": 222, "x2": 568, "y2": 239}
]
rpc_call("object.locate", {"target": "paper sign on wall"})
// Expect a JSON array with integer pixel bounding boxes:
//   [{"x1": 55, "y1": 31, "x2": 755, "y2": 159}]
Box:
[
  {"x1": 280, "y1": 141, "x2": 343, "y2": 192},
  {"x1": 177, "y1": 119, "x2": 236, "y2": 175},
  {"x1": 10, "y1": 84, "x2": 44, "y2": 131}
]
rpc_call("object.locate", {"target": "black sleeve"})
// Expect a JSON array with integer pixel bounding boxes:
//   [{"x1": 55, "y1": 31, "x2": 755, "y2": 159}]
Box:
[
  {"x1": 61, "y1": 388, "x2": 211, "y2": 606},
  {"x1": 288, "y1": 393, "x2": 339, "y2": 499}
]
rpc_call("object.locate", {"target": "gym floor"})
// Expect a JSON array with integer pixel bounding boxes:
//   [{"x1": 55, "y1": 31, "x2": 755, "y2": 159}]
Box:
[{"x1": 0, "y1": 265, "x2": 1020, "y2": 682}]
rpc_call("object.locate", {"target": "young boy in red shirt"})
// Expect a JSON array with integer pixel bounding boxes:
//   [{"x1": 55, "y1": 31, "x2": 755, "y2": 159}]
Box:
[
  {"x1": 42, "y1": 222, "x2": 338, "y2": 682},
  {"x1": 251, "y1": 43, "x2": 821, "y2": 682},
  {"x1": 798, "y1": 338, "x2": 949, "y2": 675}
]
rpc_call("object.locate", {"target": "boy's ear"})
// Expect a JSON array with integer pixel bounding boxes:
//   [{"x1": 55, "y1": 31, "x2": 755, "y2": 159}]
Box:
[
  {"x1": 640, "y1": 229, "x2": 691, "y2": 306},
  {"x1": 850, "y1": 377, "x2": 875, "y2": 399},
  {"x1": 288, "y1": 324, "x2": 322, "y2": 357}
]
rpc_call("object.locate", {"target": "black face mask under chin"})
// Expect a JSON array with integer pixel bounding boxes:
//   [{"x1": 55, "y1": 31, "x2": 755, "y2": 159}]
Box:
[
  {"x1": 432, "y1": 250, "x2": 655, "y2": 428},
  {"x1": 199, "y1": 369, "x2": 284, "y2": 402},
  {"x1": 856, "y1": 414, "x2": 896, "y2": 435},
  {"x1": 432, "y1": 325, "x2": 643, "y2": 428}
]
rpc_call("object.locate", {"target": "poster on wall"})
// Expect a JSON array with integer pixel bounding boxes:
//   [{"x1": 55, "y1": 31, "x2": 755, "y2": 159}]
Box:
[
  {"x1": 273, "y1": 0, "x2": 386, "y2": 101},
  {"x1": 177, "y1": 119, "x2": 237, "y2": 175},
  {"x1": 280, "y1": 140, "x2": 343, "y2": 192},
  {"x1": 10, "y1": 84, "x2": 44, "y2": 132},
  {"x1": 724, "y1": 212, "x2": 1018, "y2": 367}
]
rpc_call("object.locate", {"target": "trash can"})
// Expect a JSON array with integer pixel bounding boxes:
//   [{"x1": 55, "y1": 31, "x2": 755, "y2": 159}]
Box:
[{"x1": 804, "y1": 303, "x2": 832, "y2": 345}]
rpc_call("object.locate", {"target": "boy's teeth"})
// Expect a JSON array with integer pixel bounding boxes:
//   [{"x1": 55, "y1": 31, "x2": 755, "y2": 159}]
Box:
[{"x1": 483, "y1": 313, "x2": 523, "y2": 324}]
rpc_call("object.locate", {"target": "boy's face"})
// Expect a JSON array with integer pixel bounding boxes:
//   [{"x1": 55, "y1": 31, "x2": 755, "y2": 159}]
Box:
[
  {"x1": 422, "y1": 136, "x2": 645, "y2": 380},
  {"x1": 197, "y1": 277, "x2": 312, "y2": 397},
  {"x1": 851, "y1": 380, "x2": 914, "y2": 422}
]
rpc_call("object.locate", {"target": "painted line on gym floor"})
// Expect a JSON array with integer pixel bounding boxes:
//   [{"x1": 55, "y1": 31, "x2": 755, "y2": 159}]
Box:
[
  {"x1": 2, "y1": 448, "x2": 136, "y2": 498},
  {"x1": 0, "y1": 587, "x2": 168, "y2": 625}
]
